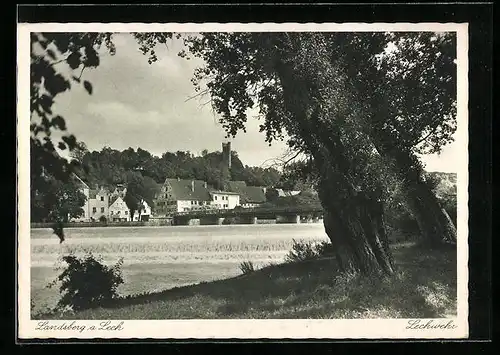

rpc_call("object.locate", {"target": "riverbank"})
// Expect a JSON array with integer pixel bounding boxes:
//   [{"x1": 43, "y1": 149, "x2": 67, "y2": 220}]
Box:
[
  {"x1": 30, "y1": 219, "x2": 316, "y2": 229},
  {"x1": 34, "y1": 242, "x2": 457, "y2": 319},
  {"x1": 31, "y1": 220, "x2": 168, "y2": 229}
]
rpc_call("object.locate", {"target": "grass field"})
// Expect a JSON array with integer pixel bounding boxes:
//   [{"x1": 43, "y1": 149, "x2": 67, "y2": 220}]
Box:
[{"x1": 34, "y1": 242, "x2": 457, "y2": 319}]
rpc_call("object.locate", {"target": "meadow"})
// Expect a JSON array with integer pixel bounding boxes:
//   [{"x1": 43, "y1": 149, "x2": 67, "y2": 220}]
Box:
[
  {"x1": 34, "y1": 242, "x2": 457, "y2": 319},
  {"x1": 30, "y1": 224, "x2": 329, "y2": 313}
]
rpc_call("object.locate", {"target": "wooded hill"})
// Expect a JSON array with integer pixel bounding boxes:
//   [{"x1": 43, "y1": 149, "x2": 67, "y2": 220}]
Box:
[{"x1": 72, "y1": 144, "x2": 285, "y2": 191}]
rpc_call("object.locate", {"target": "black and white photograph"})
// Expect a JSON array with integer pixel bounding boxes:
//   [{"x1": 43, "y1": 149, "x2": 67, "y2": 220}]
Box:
[{"x1": 17, "y1": 22, "x2": 469, "y2": 339}]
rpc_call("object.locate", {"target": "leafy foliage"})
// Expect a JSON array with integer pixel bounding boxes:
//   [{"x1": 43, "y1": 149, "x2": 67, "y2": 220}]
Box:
[
  {"x1": 47, "y1": 252, "x2": 124, "y2": 312},
  {"x1": 124, "y1": 172, "x2": 159, "y2": 220},
  {"x1": 284, "y1": 239, "x2": 334, "y2": 263},
  {"x1": 75, "y1": 146, "x2": 283, "y2": 191},
  {"x1": 31, "y1": 172, "x2": 87, "y2": 242},
  {"x1": 30, "y1": 32, "x2": 116, "y2": 240}
]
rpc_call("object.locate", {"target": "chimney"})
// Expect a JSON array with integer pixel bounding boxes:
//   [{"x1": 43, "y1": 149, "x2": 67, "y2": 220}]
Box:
[
  {"x1": 204, "y1": 181, "x2": 207, "y2": 189},
  {"x1": 191, "y1": 180, "x2": 195, "y2": 192}
]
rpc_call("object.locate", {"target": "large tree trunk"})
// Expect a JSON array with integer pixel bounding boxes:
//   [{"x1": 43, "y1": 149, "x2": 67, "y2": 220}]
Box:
[
  {"x1": 274, "y1": 57, "x2": 395, "y2": 276},
  {"x1": 363, "y1": 92, "x2": 458, "y2": 247},
  {"x1": 401, "y1": 177, "x2": 457, "y2": 246},
  {"x1": 382, "y1": 143, "x2": 457, "y2": 246},
  {"x1": 319, "y1": 179, "x2": 395, "y2": 275}
]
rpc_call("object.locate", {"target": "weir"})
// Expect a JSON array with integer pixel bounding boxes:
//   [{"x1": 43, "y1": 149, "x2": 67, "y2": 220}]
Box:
[
  {"x1": 276, "y1": 214, "x2": 301, "y2": 224},
  {"x1": 239, "y1": 216, "x2": 258, "y2": 225},
  {"x1": 199, "y1": 216, "x2": 226, "y2": 225},
  {"x1": 173, "y1": 215, "x2": 201, "y2": 226}
]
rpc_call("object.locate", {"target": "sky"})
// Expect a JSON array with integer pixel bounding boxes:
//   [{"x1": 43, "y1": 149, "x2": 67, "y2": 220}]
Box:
[{"x1": 52, "y1": 32, "x2": 458, "y2": 172}]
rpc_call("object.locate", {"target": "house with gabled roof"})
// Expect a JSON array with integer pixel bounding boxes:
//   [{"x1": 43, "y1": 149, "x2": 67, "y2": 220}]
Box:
[
  {"x1": 227, "y1": 181, "x2": 267, "y2": 208},
  {"x1": 87, "y1": 186, "x2": 109, "y2": 221},
  {"x1": 153, "y1": 178, "x2": 241, "y2": 216},
  {"x1": 154, "y1": 178, "x2": 212, "y2": 215},
  {"x1": 70, "y1": 173, "x2": 111, "y2": 222},
  {"x1": 108, "y1": 196, "x2": 130, "y2": 222}
]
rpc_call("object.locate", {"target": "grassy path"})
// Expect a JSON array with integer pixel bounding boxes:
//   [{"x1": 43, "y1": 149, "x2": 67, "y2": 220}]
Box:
[{"x1": 35, "y1": 243, "x2": 457, "y2": 319}]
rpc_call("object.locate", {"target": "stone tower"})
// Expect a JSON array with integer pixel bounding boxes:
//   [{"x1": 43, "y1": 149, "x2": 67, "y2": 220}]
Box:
[{"x1": 222, "y1": 142, "x2": 231, "y2": 169}]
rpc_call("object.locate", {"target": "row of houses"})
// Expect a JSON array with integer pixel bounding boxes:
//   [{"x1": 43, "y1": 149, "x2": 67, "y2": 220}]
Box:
[
  {"x1": 71, "y1": 175, "x2": 298, "y2": 222},
  {"x1": 71, "y1": 175, "x2": 151, "y2": 222}
]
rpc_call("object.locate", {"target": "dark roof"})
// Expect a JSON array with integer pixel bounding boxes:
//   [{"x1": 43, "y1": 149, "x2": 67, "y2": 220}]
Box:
[
  {"x1": 242, "y1": 186, "x2": 267, "y2": 203},
  {"x1": 109, "y1": 195, "x2": 120, "y2": 206},
  {"x1": 72, "y1": 173, "x2": 89, "y2": 189},
  {"x1": 165, "y1": 178, "x2": 212, "y2": 201},
  {"x1": 227, "y1": 181, "x2": 266, "y2": 204},
  {"x1": 209, "y1": 190, "x2": 240, "y2": 196},
  {"x1": 228, "y1": 181, "x2": 247, "y2": 190}
]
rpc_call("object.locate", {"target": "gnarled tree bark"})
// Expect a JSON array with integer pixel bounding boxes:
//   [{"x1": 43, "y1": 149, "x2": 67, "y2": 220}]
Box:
[{"x1": 275, "y1": 59, "x2": 395, "y2": 275}]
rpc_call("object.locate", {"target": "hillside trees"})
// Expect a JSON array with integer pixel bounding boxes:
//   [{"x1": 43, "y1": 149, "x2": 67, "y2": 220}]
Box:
[
  {"x1": 31, "y1": 172, "x2": 86, "y2": 237},
  {"x1": 124, "y1": 172, "x2": 160, "y2": 220}
]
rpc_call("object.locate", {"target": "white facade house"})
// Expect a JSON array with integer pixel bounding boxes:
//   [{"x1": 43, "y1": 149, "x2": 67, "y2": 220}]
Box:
[
  {"x1": 108, "y1": 196, "x2": 131, "y2": 222},
  {"x1": 210, "y1": 191, "x2": 240, "y2": 209},
  {"x1": 71, "y1": 175, "x2": 110, "y2": 222},
  {"x1": 131, "y1": 200, "x2": 152, "y2": 221},
  {"x1": 88, "y1": 187, "x2": 109, "y2": 221}
]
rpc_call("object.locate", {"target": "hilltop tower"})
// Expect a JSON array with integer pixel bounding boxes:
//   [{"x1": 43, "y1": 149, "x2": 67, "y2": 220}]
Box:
[{"x1": 222, "y1": 142, "x2": 231, "y2": 169}]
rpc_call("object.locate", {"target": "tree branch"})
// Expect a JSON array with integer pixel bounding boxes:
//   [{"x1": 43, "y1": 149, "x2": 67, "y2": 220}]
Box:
[
  {"x1": 185, "y1": 88, "x2": 210, "y2": 102},
  {"x1": 412, "y1": 124, "x2": 439, "y2": 147}
]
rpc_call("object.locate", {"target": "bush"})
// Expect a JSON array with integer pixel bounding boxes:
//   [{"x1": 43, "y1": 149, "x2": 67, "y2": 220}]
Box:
[
  {"x1": 48, "y1": 252, "x2": 124, "y2": 312},
  {"x1": 284, "y1": 239, "x2": 334, "y2": 263},
  {"x1": 239, "y1": 261, "x2": 255, "y2": 275},
  {"x1": 99, "y1": 215, "x2": 107, "y2": 223}
]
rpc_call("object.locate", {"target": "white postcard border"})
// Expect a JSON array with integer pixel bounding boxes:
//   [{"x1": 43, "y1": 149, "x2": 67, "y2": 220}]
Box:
[{"x1": 17, "y1": 22, "x2": 469, "y2": 339}]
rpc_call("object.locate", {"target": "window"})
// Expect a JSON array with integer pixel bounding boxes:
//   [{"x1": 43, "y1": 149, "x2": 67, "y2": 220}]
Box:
[
  {"x1": 101, "y1": 207, "x2": 105, "y2": 213},
  {"x1": 125, "y1": 211, "x2": 128, "y2": 215},
  {"x1": 100, "y1": 196, "x2": 104, "y2": 201},
  {"x1": 191, "y1": 200, "x2": 194, "y2": 205},
  {"x1": 214, "y1": 196, "x2": 217, "y2": 200},
  {"x1": 117, "y1": 211, "x2": 120, "y2": 215},
  {"x1": 92, "y1": 207, "x2": 97, "y2": 213}
]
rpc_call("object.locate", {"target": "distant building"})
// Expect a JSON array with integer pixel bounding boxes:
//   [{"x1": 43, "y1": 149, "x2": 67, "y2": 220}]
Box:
[
  {"x1": 132, "y1": 200, "x2": 152, "y2": 221},
  {"x1": 70, "y1": 175, "x2": 110, "y2": 222},
  {"x1": 154, "y1": 178, "x2": 213, "y2": 215},
  {"x1": 153, "y1": 178, "x2": 242, "y2": 215},
  {"x1": 109, "y1": 184, "x2": 127, "y2": 200},
  {"x1": 227, "y1": 181, "x2": 267, "y2": 208},
  {"x1": 87, "y1": 187, "x2": 109, "y2": 221},
  {"x1": 275, "y1": 188, "x2": 302, "y2": 198},
  {"x1": 108, "y1": 196, "x2": 130, "y2": 222},
  {"x1": 210, "y1": 191, "x2": 240, "y2": 210}
]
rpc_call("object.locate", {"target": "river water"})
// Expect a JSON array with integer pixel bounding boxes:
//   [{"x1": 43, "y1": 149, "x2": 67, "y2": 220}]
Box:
[{"x1": 30, "y1": 224, "x2": 328, "y2": 312}]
